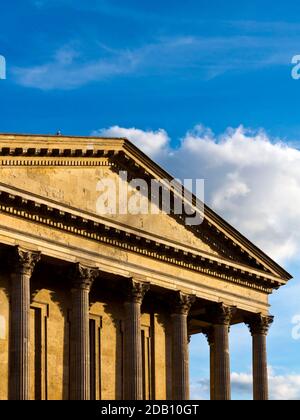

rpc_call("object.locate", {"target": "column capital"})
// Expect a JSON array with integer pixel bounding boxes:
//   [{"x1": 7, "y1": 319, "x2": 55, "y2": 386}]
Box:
[
  {"x1": 210, "y1": 303, "x2": 236, "y2": 326},
  {"x1": 124, "y1": 278, "x2": 148, "y2": 399},
  {"x1": 126, "y1": 279, "x2": 150, "y2": 304},
  {"x1": 71, "y1": 263, "x2": 98, "y2": 291},
  {"x1": 171, "y1": 291, "x2": 196, "y2": 316},
  {"x1": 245, "y1": 314, "x2": 274, "y2": 336},
  {"x1": 13, "y1": 246, "x2": 41, "y2": 277},
  {"x1": 203, "y1": 327, "x2": 215, "y2": 346}
]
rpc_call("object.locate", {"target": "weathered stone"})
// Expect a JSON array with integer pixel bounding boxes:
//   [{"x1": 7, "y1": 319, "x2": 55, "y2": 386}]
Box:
[{"x1": 0, "y1": 134, "x2": 291, "y2": 401}]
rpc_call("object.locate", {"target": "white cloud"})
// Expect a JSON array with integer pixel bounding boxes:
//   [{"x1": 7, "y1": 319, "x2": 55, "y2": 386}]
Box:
[
  {"x1": 93, "y1": 126, "x2": 170, "y2": 158},
  {"x1": 191, "y1": 370, "x2": 300, "y2": 400},
  {"x1": 13, "y1": 45, "x2": 140, "y2": 90},
  {"x1": 95, "y1": 124, "x2": 300, "y2": 265},
  {"x1": 174, "y1": 125, "x2": 300, "y2": 264},
  {"x1": 13, "y1": 29, "x2": 298, "y2": 90},
  {"x1": 231, "y1": 370, "x2": 300, "y2": 400},
  {"x1": 190, "y1": 379, "x2": 210, "y2": 400},
  {"x1": 270, "y1": 374, "x2": 300, "y2": 400}
]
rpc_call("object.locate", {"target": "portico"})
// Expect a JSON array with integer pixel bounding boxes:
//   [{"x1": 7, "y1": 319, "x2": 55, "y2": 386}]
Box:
[{"x1": 0, "y1": 134, "x2": 291, "y2": 400}]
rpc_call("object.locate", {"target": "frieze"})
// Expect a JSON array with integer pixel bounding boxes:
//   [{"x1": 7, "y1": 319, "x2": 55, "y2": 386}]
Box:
[{"x1": 0, "y1": 189, "x2": 281, "y2": 294}]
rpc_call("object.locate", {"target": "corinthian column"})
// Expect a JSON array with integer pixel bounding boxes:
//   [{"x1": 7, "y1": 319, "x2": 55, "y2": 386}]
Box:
[
  {"x1": 9, "y1": 247, "x2": 41, "y2": 400},
  {"x1": 210, "y1": 303, "x2": 235, "y2": 401},
  {"x1": 204, "y1": 328, "x2": 216, "y2": 401},
  {"x1": 171, "y1": 292, "x2": 196, "y2": 400},
  {"x1": 70, "y1": 263, "x2": 98, "y2": 401},
  {"x1": 123, "y1": 279, "x2": 149, "y2": 400},
  {"x1": 246, "y1": 314, "x2": 273, "y2": 401}
]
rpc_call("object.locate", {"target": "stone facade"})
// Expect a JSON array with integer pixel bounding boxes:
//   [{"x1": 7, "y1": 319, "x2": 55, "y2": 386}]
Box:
[{"x1": 0, "y1": 134, "x2": 292, "y2": 400}]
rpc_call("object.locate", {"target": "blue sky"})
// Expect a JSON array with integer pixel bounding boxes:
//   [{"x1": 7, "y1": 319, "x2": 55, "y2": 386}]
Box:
[
  {"x1": 2, "y1": 0, "x2": 300, "y2": 140},
  {"x1": 1, "y1": 0, "x2": 300, "y2": 400}
]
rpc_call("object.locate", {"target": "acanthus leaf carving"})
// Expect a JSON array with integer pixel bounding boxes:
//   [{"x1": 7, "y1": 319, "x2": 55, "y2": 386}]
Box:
[
  {"x1": 202, "y1": 327, "x2": 215, "y2": 346},
  {"x1": 71, "y1": 263, "x2": 99, "y2": 291},
  {"x1": 13, "y1": 246, "x2": 41, "y2": 277},
  {"x1": 126, "y1": 279, "x2": 150, "y2": 304},
  {"x1": 245, "y1": 314, "x2": 274, "y2": 336},
  {"x1": 171, "y1": 291, "x2": 196, "y2": 316},
  {"x1": 210, "y1": 303, "x2": 236, "y2": 326}
]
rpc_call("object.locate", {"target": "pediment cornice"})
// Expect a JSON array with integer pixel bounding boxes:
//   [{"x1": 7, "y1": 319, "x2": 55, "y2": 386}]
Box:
[
  {"x1": 0, "y1": 133, "x2": 292, "y2": 283},
  {"x1": 0, "y1": 182, "x2": 286, "y2": 293}
]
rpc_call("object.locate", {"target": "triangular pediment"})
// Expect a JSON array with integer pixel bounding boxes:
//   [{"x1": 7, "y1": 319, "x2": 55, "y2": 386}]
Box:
[
  {"x1": 0, "y1": 134, "x2": 292, "y2": 282},
  {"x1": 0, "y1": 164, "x2": 219, "y2": 256}
]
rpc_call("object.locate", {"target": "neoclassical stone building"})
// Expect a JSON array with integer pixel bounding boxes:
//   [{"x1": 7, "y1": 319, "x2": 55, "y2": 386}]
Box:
[{"x1": 0, "y1": 134, "x2": 291, "y2": 401}]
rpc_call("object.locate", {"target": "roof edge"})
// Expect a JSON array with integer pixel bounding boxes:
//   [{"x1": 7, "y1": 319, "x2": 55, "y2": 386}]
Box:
[{"x1": 0, "y1": 133, "x2": 293, "y2": 282}]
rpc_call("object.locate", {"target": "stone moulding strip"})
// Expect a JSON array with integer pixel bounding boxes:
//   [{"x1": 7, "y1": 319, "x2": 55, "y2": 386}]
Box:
[
  {"x1": 0, "y1": 158, "x2": 264, "y2": 278},
  {"x1": 0, "y1": 225, "x2": 270, "y2": 315},
  {"x1": 0, "y1": 148, "x2": 289, "y2": 280},
  {"x1": 0, "y1": 189, "x2": 282, "y2": 294},
  {"x1": 0, "y1": 136, "x2": 293, "y2": 281},
  {"x1": 0, "y1": 158, "x2": 115, "y2": 167}
]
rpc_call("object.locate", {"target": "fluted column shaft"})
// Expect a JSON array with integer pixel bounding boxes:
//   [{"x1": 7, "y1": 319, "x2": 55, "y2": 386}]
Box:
[
  {"x1": 246, "y1": 314, "x2": 273, "y2": 401},
  {"x1": 204, "y1": 329, "x2": 215, "y2": 400},
  {"x1": 70, "y1": 264, "x2": 98, "y2": 401},
  {"x1": 211, "y1": 304, "x2": 235, "y2": 401},
  {"x1": 123, "y1": 280, "x2": 149, "y2": 400},
  {"x1": 214, "y1": 324, "x2": 230, "y2": 400},
  {"x1": 171, "y1": 292, "x2": 195, "y2": 400},
  {"x1": 9, "y1": 247, "x2": 40, "y2": 400}
]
